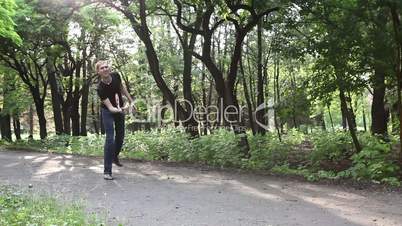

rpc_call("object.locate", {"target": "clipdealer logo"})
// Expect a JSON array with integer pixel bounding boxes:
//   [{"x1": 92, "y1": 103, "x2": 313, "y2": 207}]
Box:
[{"x1": 126, "y1": 97, "x2": 271, "y2": 130}]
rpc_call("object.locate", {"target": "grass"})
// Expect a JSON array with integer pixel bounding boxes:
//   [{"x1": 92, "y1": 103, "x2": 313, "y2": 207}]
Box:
[{"x1": 0, "y1": 185, "x2": 103, "y2": 226}]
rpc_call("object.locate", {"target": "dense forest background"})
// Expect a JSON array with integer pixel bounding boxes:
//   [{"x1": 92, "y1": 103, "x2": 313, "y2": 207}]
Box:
[{"x1": 1, "y1": 0, "x2": 402, "y2": 185}]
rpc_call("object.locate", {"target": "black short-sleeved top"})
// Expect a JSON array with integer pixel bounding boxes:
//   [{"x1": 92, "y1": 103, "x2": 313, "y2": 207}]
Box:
[{"x1": 97, "y1": 72, "x2": 124, "y2": 109}]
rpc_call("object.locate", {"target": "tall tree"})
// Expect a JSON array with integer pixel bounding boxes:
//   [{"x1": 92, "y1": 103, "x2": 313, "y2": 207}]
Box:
[
  {"x1": 388, "y1": 0, "x2": 402, "y2": 164},
  {"x1": 174, "y1": 0, "x2": 280, "y2": 154},
  {"x1": 99, "y1": 0, "x2": 200, "y2": 136},
  {"x1": 295, "y1": 0, "x2": 367, "y2": 152},
  {"x1": 0, "y1": 1, "x2": 52, "y2": 139}
]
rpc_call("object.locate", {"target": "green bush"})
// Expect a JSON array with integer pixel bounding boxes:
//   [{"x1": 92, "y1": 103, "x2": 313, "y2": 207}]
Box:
[
  {"x1": 309, "y1": 131, "x2": 354, "y2": 166},
  {"x1": 282, "y1": 128, "x2": 306, "y2": 146},
  {"x1": 247, "y1": 133, "x2": 290, "y2": 170},
  {"x1": 272, "y1": 164, "x2": 341, "y2": 182},
  {"x1": 124, "y1": 128, "x2": 191, "y2": 161},
  {"x1": 163, "y1": 130, "x2": 193, "y2": 162},
  {"x1": 271, "y1": 164, "x2": 310, "y2": 177},
  {"x1": 44, "y1": 134, "x2": 104, "y2": 156},
  {"x1": 192, "y1": 129, "x2": 244, "y2": 167},
  {"x1": 247, "y1": 129, "x2": 308, "y2": 170},
  {"x1": 345, "y1": 134, "x2": 400, "y2": 185}
]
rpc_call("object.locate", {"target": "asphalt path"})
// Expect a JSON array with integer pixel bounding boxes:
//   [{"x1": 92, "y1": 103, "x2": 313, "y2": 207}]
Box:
[{"x1": 0, "y1": 150, "x2": 401, "y2": 226}]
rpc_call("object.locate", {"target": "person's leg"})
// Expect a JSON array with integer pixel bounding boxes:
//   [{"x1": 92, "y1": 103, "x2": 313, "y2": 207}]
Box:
[
  {"x1": 101, "y1": 108, "x2": 115, "y2": 175},
  {"x1": 114, "y1": 112, "x2": 125, "y2": 164}
]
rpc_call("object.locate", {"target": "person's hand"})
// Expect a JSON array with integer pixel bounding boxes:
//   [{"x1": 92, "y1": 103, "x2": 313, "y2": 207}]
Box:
[
  {"x1": 121, "y1": 102, "x2": 131, "y2": 114},
  {"x1": 120, "y1": 102, "x2": 135, "y2": 115},
  {"x1": 110, "y1": 107, "x2": 122, "y2": 113}
]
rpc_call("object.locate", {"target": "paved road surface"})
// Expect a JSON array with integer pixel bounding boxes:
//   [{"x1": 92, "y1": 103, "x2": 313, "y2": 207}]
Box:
[{"x1": 0, "y1": 150, "x2": 401, "y2": 226}]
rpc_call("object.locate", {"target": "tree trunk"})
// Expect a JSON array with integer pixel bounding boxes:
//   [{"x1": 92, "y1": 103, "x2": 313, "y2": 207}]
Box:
[
  {"x1": 27, "y1": 85, "x2": 47, "y2": 139},
  {"x1": 80, "y1": 44, "x2": 90, "y2": 136},
  {"x1": 80, "y1": 82, "x2": 89, "y2": 136},
  {"x1": 123, "y1": 1, "x2": 196, "y2": 135},
  {"x1": 201, "y1": 70, "x2": 209, "y2": 135},
  {"x1": 390, "y1": 4, "x2": 402, "y2": 165},
  {"x1": 32, "y1": 95, "x2": 47, "y2": 139},
  {"x1": 371, "y1": 11, "x2": 389, "y2": 137},
  {"x1": 1, "y1": 73, "x2": 13, "y2": 141},
  {"x1": 347, "y1": 92, "x2": 357, "y2": 130},
  {"x1": 255, "y1": 19, "x2": 266, "y2": 134},
  {"x1": 362, "y1": 105, "x2": 367, "y2": 132},
  {"x1": 320, "y1": 111, "x2": 326, "y2": 131},
  {"x1": 246, "y1": 43, "x2": 256, "y2": 110},
  {"x1": 160, "y1": 96, "x2": 168, "y2": 126},
  {"x1": 0, "y1": 110, "x2": 12, "y2": 141},
  {"x1": 290, "y1": 70, "x2": 298, "y2": 129},
  {"x1": 80, "y1": 60, "x2": 90, "y2": 136},
  {"x1": 28, "y1": 104, "x2": 34, "y2": 139},
  {"x1": 71, "y1": 62, "x2": 81, "y2": 136},
  {"x1": 62, "y1": 104, "x2": 71, "y2": 135},
  {"x1": 71, "y1": 99, "x2": 80, "y2": 136},
  {"x1": 13, "y1": 115, "x2": 21, "y2": 140},
  {"x1": 327, "y1": 104, "x2": 335, "y2": 132},
  {"x1": 341, "y1": 99, "x2": 348, "y2": 130},
  {"x1": 274, "y1": 58, "x2": 282, "y2": 141},
  {"x1": 276, "y1": 58, "x2": 283, "y2": 133},
  {"x1": 240, "y1": 56, "x2": 256, "y2": 135},
  {"x1": 223, "y1": 31, "x2": 250, "y2": 156},
  {"x1": 91, "y1": 98, "x2": 99, "y2": 134},
  {"x1": 202, "y1": 71, "x2": 214, "y2": 134},
  {"x1": 339, "y1": 86, "x2": 361, "y2": 152},
  {"x1": 182, "y1": 32, "x2": 199, "y2": 136},
  {"x1": 47, "y1": 58, "x2": 64, "y2": 135}
]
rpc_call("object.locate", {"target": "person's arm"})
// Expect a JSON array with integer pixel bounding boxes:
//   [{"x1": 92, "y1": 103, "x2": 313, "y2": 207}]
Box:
[{"x1": 102, "y1": 98, "x2": 122, "y2": 113}]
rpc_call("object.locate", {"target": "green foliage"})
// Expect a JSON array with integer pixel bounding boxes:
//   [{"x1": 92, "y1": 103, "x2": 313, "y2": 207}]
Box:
[
  {"x1": 0, "y1": 185, "x2": 102, "y2": 225},
  {"x1": 0, "y1": 68, "x2": 31, "y2": 116},
  {"x1": 247, "y1": 133, "x2": 289, "y2": 170},
  {"x1": 284, "y1": 128, "x2": 307, "y2": 145},
  {"x1": 272, "y1": 165, "x2": 342, "y2": 182},
  {"x1": 345, "y1": 134, "x2": 400, "y2": 185},
  {"x1": 44, "y1": 134, "x2": 105, "y2": 156},
  {"x1": 125, "y1": 129, "x2": 245, "y2": 167},
  {"x1": 8, "y1": 134, "x2": 105, "y2": 156},
  {"x1": 271, "y1": 164, "x2": 310, "y2": 177},
  {"x1": 310, "y1": 131, "x2": 354, "y2": 166},
  {"x1": 247, "y1": 129, "x2": 306, "y2": 170},
  {"x1": 277, "y1": 77, "x2": 311, "y2": 127},
  {"x1": 192, "y1": 129, "x2": 244, "y2": 167},
  {"x1": 0, "y1": 0, "x2": 22, "y2": 45},
  {"x1": 124, "y1": 128, "x2": 191, "y2": 161}
]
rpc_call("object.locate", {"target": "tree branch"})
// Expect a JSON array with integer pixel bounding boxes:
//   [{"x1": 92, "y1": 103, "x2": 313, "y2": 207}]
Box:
[{"x1": 173, "y1": 0, "x2": 204, "y2": 35}]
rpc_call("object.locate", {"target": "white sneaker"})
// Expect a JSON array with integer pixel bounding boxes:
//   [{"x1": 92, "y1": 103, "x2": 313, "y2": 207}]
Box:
[{"x1": 104, "y1": 174, "x2": 113, "y2": 180}]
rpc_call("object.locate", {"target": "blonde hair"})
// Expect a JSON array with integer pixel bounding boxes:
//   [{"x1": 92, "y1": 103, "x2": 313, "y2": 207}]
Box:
[{"x1": 95, "y1": 60, "x2": 108, "y2": 74}]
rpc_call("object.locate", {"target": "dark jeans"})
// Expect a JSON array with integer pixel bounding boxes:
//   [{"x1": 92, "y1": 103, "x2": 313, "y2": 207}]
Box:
[{"x1": 101, "y1": 108, "x2": 125, "y2": 175}]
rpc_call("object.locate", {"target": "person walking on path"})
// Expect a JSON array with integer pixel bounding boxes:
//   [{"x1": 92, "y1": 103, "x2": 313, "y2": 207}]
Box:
[{"x1": 96, "y1": 60, "x2": 134, "y2": 180}]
